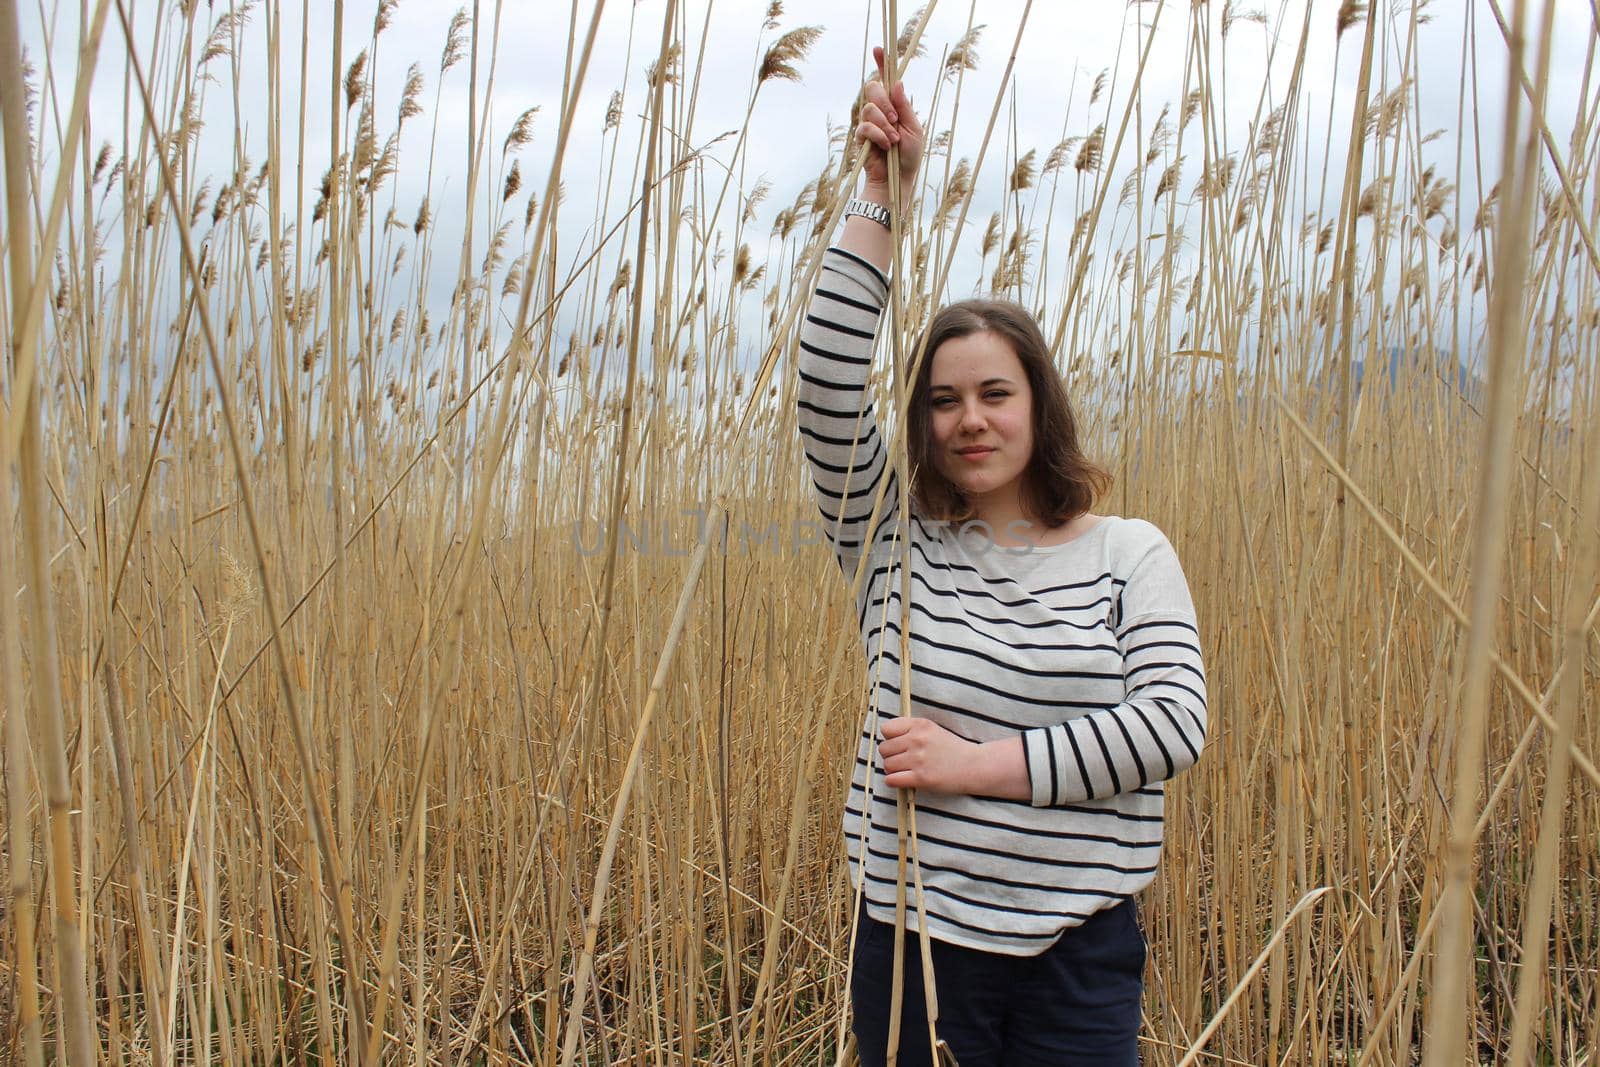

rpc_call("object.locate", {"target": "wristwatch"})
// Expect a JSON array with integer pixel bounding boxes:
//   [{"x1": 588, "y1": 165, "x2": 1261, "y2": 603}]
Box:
[{"x1": 844, "y1": 197, "x2": 892, "y2": 230}]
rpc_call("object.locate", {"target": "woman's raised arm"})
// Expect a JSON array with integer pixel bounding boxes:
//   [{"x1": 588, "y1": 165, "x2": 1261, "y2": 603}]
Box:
[
  {"x1": 793, "y1": 48, "x2": 926, "y2": 575},
  {"x1": 838, "y1": 46, "x2": 923, "y2": 273}
]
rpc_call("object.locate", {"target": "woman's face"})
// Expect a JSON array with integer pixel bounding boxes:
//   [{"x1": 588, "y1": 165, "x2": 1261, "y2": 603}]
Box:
[{"x1": 927, "y1": 330, "x2": 1035, "y2": 511}]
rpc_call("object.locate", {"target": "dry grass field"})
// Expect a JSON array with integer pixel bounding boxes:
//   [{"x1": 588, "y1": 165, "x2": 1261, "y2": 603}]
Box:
[{"x1": 1, "y1": 0, "x2": 1597, "y2": 1063}]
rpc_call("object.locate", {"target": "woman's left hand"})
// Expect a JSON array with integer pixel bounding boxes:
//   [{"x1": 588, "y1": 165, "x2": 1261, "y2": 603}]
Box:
[
  {"x1": 855, "y1": 46, "x2": 924, "y2": 196},
  {"x1": 879, "y1": 717, "x2": 979, "y2": 794}
]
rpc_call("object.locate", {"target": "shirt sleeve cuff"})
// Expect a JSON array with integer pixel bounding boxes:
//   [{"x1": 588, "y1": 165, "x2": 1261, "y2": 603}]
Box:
[{"x1": 1021, "y1": 727, "x2": 1058, "y2": 807}]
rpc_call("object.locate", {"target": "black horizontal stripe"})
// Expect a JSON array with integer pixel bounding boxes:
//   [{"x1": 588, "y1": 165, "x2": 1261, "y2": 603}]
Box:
[
  {"x1": 1110, "y1": 707, "x2": 1149, "y2": 786},
  {"x1": 911, "y1": 598, "x2": 1113, "y2": 647},
  {"x1": 870, "y1": 625, "x2": 1125, "y2": 682},
  {"x1": 907, "y1": 517, "x2": 1128, "y2": 581},
  {"x1": 864, "y1": 567, "x2": 1120, "y2": 627},
  {"x1": 864, "y1": 614, "x2": 1120, "y2": 658},
  {"x1": 850, "y1": 834, "x2": 1157, "y2": 879},
  {"x1": 855, "y1": 891, "x2": 1061, "y2": 941},
  {"x1": 1125, "y1": 638, "x2": 1202, "y2": 657},
  {"x1": 1065, "y1": 726, "x2": 1093, "y2": 800},
  {"x1": 1125, "y1": 659, "x2": 1206, "y2": 683},
  {"x1": 824, "y1": 247, "x2": 890, "y2": 288},
  {"x1": 799, "y1": 422, "x2": 876, "y2": 450},
  {"x1": 816, "y1": 502, "x2": 882, "y2": 531},
  {"x1": 1155, "y1": 699, "x2": 1204, "y2": 760},
  {"x1": 810, "y1": 472, "x2": 885, "y2": 504},
  {"x1": 856, "y1": 882, "x2": 1121, "y2": 927},
  {"x1": 906, "y1": 534, "x2": 1037, "y2": 587},
  {"x1": 903, "y1": 550, "x2": 1120, "y2": 611},
  {"x1": 864, "y1": 591, "x2": 1116, "y2": 646},
  {"x1": 797, "y1": 396, "x2": 876, "y2": 421},
  {"x1": 814, "y1": 285, "x2": 880, "y2": 314},
  {"x1": 799, "y1": 337, "x2": 872, "y2": 365},
  {"x1": 1087, "y1": 717, "x2": 1122, "y2": 795},
  {"x1": 857, "y1": 683, "x2": 1081, "y2": 731},
  {"x1": 845, "y1": 769, "x2": 1164, "y2": 824},
  {"x1": 805, "y1": 312, "x2": 877, "y2": 340},
  {"x1": 854, "y1": 877, "x2": 1124, "y2": 935},
  {"x1": 1120, "y1": 616, "x2": 1200, "y2": 638},
  {"x1": 1033, "y1": 574, "x2": 1130, "y2": 595},
  {"x1": 867, "y1": 648, "x2": 1126, "y2": 711},
  {"x1": 1130, "y1": 703, "x2": 1176, "y2": 779},
  {"x1": 1134, "y1": 677, "x2": 1207, "y2": 708},
  {"x1": 804, "y1": 446, "x2": 884, "y2": 479},
  {"x1": 847, "y1": 793, "x2": 1162, "y2": 849},
  {"x1": 798, "y1": 366, "x2": 868, "y2": 392}
]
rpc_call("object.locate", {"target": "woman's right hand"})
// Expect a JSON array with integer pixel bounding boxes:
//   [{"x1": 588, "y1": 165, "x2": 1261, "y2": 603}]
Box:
[{"x1": 855, "y1": 45, "x2": 924, "y2": 198}]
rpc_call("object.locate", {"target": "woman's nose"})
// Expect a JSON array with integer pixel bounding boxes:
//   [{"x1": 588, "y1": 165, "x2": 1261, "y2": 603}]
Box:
[{"x1": 959, "y1": 402, "x2": 986, "y2": 432}]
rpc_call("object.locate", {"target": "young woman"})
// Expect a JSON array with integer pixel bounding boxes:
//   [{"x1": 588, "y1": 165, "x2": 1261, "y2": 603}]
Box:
[{"x1": 796, "y1": 50, "x2": 1208, "y2": 1066}]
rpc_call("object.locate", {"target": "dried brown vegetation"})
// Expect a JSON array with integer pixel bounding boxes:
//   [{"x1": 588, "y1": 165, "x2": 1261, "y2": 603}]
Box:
[{"x1": 0, "y1": 2, "x2": 1596, "y2": 1065}]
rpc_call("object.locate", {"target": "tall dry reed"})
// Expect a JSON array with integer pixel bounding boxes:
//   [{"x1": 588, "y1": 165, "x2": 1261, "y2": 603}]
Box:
[{"x1": 1, "y1": 2, "x2": 1596, "y2": 1064}]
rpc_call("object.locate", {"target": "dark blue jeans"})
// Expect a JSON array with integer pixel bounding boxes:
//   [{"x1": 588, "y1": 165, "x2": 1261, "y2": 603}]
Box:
[{"x1": 850, "y1": 899, "x2": 1146, "y2": 1066}]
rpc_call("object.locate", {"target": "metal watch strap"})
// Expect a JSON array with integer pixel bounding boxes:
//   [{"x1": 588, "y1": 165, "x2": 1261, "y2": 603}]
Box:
[{"x1": 843, "y1": 197, "x2": 892, "y2": 230}]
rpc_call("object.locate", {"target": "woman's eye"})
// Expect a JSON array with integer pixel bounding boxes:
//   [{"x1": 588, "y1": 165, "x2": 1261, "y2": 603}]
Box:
[
  {"x1": 985, "y1": 391, "x2": 1008, "y2": 400},
  {"x1": 932, "y1": 396, "x2": 954, "y2": 407}
]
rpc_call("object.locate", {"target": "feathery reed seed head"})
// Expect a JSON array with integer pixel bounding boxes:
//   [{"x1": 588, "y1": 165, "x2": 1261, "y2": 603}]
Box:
[
  {"x1": 896, "y1": 7, "x2": 929, "y2": 61},
  {"x1": 1009, "y1": 149, "x2": 1037, "y2": 193},
  {"x1": 759, "y1": 26, "x2": 822, "y2": 85},
  {"x1": 441, "y1": 9, "x2": 469, "y2": 71},
  {"x1": 945, "y1": 24, "x2": 984, "y2": 79},
  {"x1": 345, "y1": 51, "x2": 368, "y2": 109},
  {"x1": 1337, "y1": 1, "x2": 1367, "y2": 38},
  {"x1": 1075, "y1": 125, "x2": 1105, "y2": 173}
]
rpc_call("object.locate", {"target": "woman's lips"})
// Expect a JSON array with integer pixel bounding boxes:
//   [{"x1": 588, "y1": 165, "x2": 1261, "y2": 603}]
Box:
[{"x1": 956, "y1": 447, "x2": 994, "y2": 462}]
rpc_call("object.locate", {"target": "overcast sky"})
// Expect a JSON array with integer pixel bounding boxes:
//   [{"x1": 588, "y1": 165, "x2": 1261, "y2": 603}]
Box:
[{"x1": 17, "y1": 1, "x2": 1596, "y2": 382}]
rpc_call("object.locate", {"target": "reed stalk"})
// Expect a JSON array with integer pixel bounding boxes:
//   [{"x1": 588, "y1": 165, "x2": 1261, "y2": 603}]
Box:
[
  {"x1": 1, "y1": 2, "x2": 98, "y2": 1062},
  {"x1": 1423, "y1": 0, "x2": 1553, "y2": 1060},
  {"x1": 4, "y1": 3, "x2": 1597, "y2": 1063}
]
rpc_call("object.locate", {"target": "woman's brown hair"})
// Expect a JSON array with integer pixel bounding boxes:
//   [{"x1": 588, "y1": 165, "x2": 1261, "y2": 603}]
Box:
[{"x1": 904, "y1": 299, "x2": 1111, "y2": 528}]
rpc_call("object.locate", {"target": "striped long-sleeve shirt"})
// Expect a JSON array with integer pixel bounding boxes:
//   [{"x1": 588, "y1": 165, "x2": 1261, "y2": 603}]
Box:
[{"x1": 797, "y1": 246, "x2": 1208, "y2": 955}]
